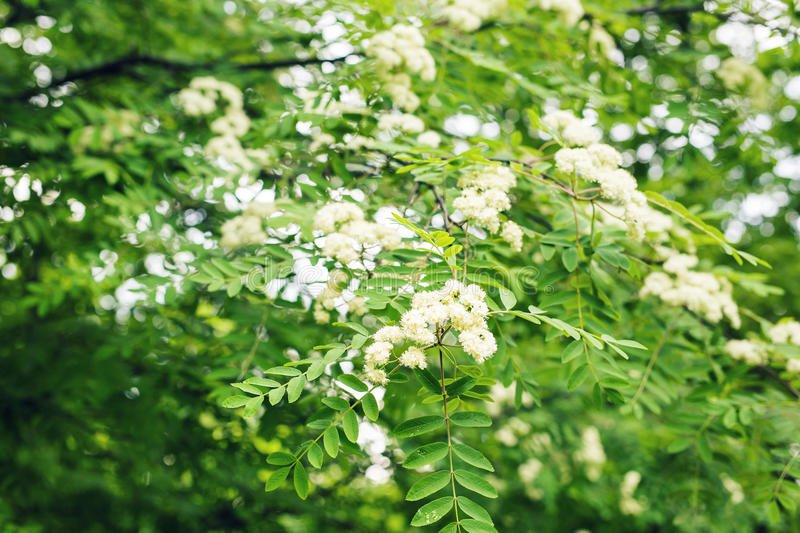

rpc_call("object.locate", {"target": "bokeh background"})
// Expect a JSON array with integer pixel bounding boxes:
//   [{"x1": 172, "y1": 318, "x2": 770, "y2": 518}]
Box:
[{"x1": 1, "y1": 1, "x2": 800, "y2": 531}]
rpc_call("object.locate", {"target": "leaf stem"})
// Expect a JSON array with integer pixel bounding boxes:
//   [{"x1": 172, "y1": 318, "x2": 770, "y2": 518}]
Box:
[{"x1": 439, "y1": 346, "x2": 461, "y2": 530}]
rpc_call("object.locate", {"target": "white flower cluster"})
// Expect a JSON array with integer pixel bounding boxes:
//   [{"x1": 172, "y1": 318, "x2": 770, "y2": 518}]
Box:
[
  {"x1": 453, "y1": 165, "x2": 521, "y2": 250},
  {"x1": 375, "y1": 111, "x2": 441, "y2": 148},
  {"x1": 518, "y1": 457, "x2": 543, "y2": 484},
  {"x1": 722, "y1": 319, "x2": 800, "y2": 372},
  {"x1": 361, "y1": 280, "x2": 497, "y2": 384},
  {"x1": 619, "y1": 471, "x2": 645, "y2": 516},
  {"x1": 313, "y1": 270, "x2": 368, "y2": 324},
  {"x1": 542, "y1": 110, "x2": 600, "y2": 146},
  {"x1": 640, "y1": 254, "x2": 741, "y2": 327},
  {"x1": 589, "y1": 23, "x2": 618, "y2": 61},
  {"x1": 724, "y1": 339, "x2": 767, "y2": 366},
  {"x1": 177, "y1": 77, "x2": 265, "y2": 172},
  {"x1": 769, "y1": 320, "x2": 800, "y2": 374},
  {"x1": 548, "y1": 114, "x2": 660, "y2": 240},
  {"x1": 574, "y1": 426, "x2": 606, "y2": 481},
  {"x1": 220, "y1": 201, "x2": 276, "y2": 249},
  {"x1": 717, "y1": 58, "x2": 769, "y2": 108},
  {"x1": 377, "y1": 112, "x2": 425, "y2": 134},
  {"x1": 363, "y1": 24, "x2": 435, "y2": 111},
  {"x1": 297, "y1": 86, "x2": 366, "y2": 118},
  {"x1": 720, "y1": 474, "x2": 745, "y2": 505},
  {"x1": 538, "y1": 0, "x2": 584, "y2": 26},
  {"x1": 443, "y1": 0, "x2": 507, "y2": 32},
  {"x1": 769, "y1": 320, "x2": 800, "y2": 345},
  {"x1": 313, "y1": 202, "x2": 401, "y2": 265}
]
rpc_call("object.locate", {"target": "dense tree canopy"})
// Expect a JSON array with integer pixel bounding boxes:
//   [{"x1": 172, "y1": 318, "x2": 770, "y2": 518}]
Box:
[{"x1": 2, "y1": 0, "x2": 800, "y2": 531}]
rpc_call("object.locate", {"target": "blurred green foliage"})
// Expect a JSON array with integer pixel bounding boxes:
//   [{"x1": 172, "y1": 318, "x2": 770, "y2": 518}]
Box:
[{"x1": 1, "y1": 0, "x2": 800, "y2": 531}]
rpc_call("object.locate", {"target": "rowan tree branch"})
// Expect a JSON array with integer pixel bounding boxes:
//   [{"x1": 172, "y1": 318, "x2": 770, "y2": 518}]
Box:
[
  {"x1": 8, "y1": 52, "x2": 353, "y2": 101},
  {"x1": 625, "y1": 3, "x2": 705, "y2": 15}
]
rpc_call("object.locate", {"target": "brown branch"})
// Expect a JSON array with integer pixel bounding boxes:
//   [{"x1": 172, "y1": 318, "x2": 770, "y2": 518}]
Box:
[
  {"x1": 426, "y1": 184, "x2": 453, "y2": 232},
  {"x1": 756, "y1": 365, "x2": 800, "y2": 400},
  {"x1": 7, "y1": 52, "x2": 353, "y2": 101},
  {"x1": 625, "y1": 4, "x2": 705, "y2": 15}
]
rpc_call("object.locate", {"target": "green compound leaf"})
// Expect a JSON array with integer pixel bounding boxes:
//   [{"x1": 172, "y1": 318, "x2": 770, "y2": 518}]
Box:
[
  {"x1": 342, "y1": 410, "x2": 359, "y2": 443},
  {"x1": 452, "y1": 443, "x2": 494, "y2": 472},
  {"x1": 361, "y1": 392, "x2": 379, "y2": 421},
  {"x1": 264, "y1": 466, "x2": 291, "y2": 492},
  {"x1": 394, "y1": 415, "x2": 445, "y2": 438},
  {"x1": 458, "y1": 496, "x2": 493, "y2": 525},
  {"x1": 410, "y1": 496, "x2": 454, "y2": 527},
  {"x1": 220, "y1": 395, "x2": 249, "y2": 408},
  {"x1": 293, "y1": 462, "x2": 309, "y2": 500},
  {"x1": 336, "y1": 373, "x2": 368, "y2": 392},
  {"x1": 461, "y1": 519, "x2": 498, "y2": 533},
  {"x1": 268, "y1": 386, "x2": 285, "y2": 406},
  {"x1": 266, "y1": 451, "x2": 294, "y2": 466},
  {"x1": 454, "y1": 470, "x2": 497, "y2": 498},
  {"x1": 323, "y1": 426, "x2": 340, "y2": 458},
  {"x1": 404, "y1": 442, "x2": 449, "y2": 469},
  {"x1": 405, "y1": 471, "x2": 451, "y2": 501},
  {"x1": 307, "y1": 442, "x2": 323, "y2": 469},
  {"x1": 287, "y1": 375, "x2": 305, "y2": 403},
  {"x1": 450, "y1": 411, "x2": 491, "y2": 428},
  {"x1": 243, "y1": 395, "x2": 263, "y2": 418}
]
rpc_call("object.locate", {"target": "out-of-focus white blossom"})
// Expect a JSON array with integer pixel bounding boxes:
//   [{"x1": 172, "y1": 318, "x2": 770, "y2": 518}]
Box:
[
  {"x1": 769, "y1": 320, "x2": 800, "y2": 345},
  {"x1": 363, "y1": 24, "x2": 435, "y2": 110},
  {"x1": 720, "y1": 474, "x2": 745, "y2": 504},
  {"x1": 67, "y1": 198, "x2": 86, "y2": 222},
  {"x1": 518, "y1": 457, "x2": 543, "y2": 484},
  {"x1": 177, "y1": 77, "x2": 262, "y2": 173},
  {"x1": 542, "y1": 110, "x2": 600, "y2": 146},
  {"x1": 574, "y1": 426, "x2": 606, "y2": 481},
  {"x1": 501, "y1": 220, "x2": 523, "y2": 251},
  {"x1": 725, "y1": 339, "x2": 767, "y2": 366},
  {"x1": 219, "y1": 200, "x2": 276, "y2": 249},
  {"x1": 620, "y1": 471, "x2": 645, "y2": 515},
  {"x1": 717, "y1": 58, "x2": 769, "y2": 108},
  {"x1": 538, "y1": 0, "x2": 584, "y2": 26},
  {"x1": 589, "y1": 23, "x2": 618, "y2": 60},
  {"x1": 641, "y1": 254, "x2": 741, "y2": 327},
  {"x1": 443, "y1": 0, "x2": 507, "y2": 32},
  {"x1": 377, "y1": 112, "x2": 426, "y2": 134},
  {"x1": 417, "y1": 130, "x2": 442, "y2": 147},
  {"x1": 453, "y1": 165, "x2": 517, "y2": 238},
  {"x1": 364, "y1": 24, "x2": 436, "y2": 81},
  {"x1": 313, "y1": 202, "x2": 401, "y2": 265}
]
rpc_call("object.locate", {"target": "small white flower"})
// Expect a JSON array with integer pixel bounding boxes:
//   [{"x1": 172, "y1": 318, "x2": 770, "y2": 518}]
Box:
[
  {"x1": 725, "y1": 339, "x2": 767, "y2": 366},
  {"x1": 399, "y1": 346, "x2": 428, "y2": 369},
  {"x1": 374, "y1": 326, "x2": 405, "y2": 343},
  {"x1": 769, "y1": 320, "x2": 800, "y2": 345},
  {"x1": 365, "y1": 341, "x2": 393, "y2": 365},
  {"x1": 501, "y1": 220, "x2": 523, "y2": 251}
]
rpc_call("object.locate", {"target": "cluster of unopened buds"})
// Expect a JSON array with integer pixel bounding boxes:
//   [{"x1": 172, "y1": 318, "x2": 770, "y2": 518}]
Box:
[{"x1": 361, "y1": 280, "x2": 497, "y2": 384}]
